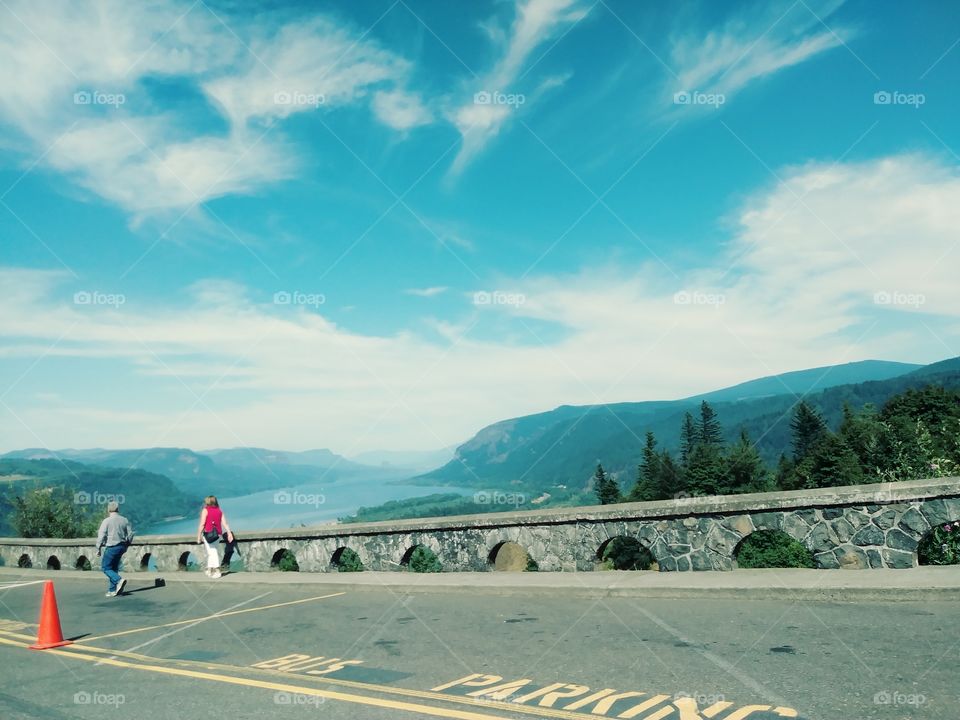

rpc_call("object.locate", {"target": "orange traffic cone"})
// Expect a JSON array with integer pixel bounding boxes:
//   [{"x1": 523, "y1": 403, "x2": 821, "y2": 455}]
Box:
[{"x1": 29, "y1": 581, "x2": 72, "y2": 650}]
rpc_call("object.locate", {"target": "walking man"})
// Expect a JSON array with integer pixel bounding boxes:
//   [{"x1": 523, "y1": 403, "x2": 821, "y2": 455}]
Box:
[{"x1": 97, "y1": 500, "x2": 134, "y2": 597}]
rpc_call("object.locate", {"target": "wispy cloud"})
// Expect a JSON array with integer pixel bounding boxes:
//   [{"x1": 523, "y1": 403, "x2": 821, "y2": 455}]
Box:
[
  {"x1": 0, "y1": 0, "x2": 424, "y2": 217},
  {"x1": 665, "y1": 0, "x2": 851, "y2": 115},
  {"x1": 447, "y1": 0, "x2": 592, "y2": 176},
  {"x1": 405, "y1": 286, "x2": 449, "y2": 297},
  {"x1": 2, "y1": 153, "x2": 957, "y2": 451}
]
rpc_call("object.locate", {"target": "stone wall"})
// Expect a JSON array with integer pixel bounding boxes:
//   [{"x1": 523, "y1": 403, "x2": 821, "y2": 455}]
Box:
[{"x1": 1, "y1": 477, "x2": 958, "y2": 573}]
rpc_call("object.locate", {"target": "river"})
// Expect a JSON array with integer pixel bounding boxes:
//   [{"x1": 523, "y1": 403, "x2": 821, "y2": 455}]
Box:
[{"x1": 146, "y1": 477, "x2": 472, "y2": 535}]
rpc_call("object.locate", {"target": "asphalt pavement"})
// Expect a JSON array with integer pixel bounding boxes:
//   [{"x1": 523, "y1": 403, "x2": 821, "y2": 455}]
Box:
[{"x1": 0, "y1": 569, "x2": 954, "y2": 720}]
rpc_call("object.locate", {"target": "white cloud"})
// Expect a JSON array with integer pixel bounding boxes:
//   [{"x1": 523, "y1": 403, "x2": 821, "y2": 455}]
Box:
[
  {"x1": 666, "y1": 0, "x2": 850, "y2": 113},
  {"x1": 0, "y1": 0, "x2": 423, "y2": 215},
  {"x1": 447, "y1": 0, "x2": 592, "y2": 175},
  {"x1": 405, "y1": 286, "x2": 449, "y2": 297},
  {"x1": 1, "y1": 153, "x2": 957, "y2": 453},
  {"x1": 371, "y1": 89, "x2": 432, "y2": 131}
]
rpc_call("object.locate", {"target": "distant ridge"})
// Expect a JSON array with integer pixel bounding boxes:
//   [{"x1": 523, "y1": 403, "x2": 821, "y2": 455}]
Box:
[{"x1": 414, "y1": 357, "x2": 958, "y2": 492}]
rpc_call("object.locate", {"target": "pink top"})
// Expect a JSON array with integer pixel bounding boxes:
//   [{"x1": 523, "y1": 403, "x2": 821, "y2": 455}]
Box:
[{"x1": 204, "y1": 506, "x2": 223, "y2": 533}]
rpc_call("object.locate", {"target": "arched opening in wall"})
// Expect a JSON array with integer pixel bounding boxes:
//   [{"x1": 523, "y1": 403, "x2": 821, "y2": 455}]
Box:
[
  {"x1": 487, "y1": 541, "x2": 536, "y2": 572},
  {"x1": 75, "y1": 555, "x2": 92, "y2": 571},
  {"x1": 400, "y1": 545, "x2": 442, "y2": 573},
  {"x1": 140, "y1": 553, "x2": 157, "y2": 571},
  {"x1": 595, "y1": 537, "x2": 655, "y2": 570},
  {"x1": 17, "y1": 554, "x2": 31, "y2": 569},
  {"x1": 330, "y1": 547, "x2": 362, "y2": 572},
  {"x1": 918, "y1": 520, "x2": 960, "y2": 566},
  {"x1": 45, "y1": 555, "x2": 61, "y2": 571},
  {"x1": 734, "y1": 530, "x2": 815, "y2": 569},
  {"x1": 271, "y1": 549, "x2": 299, "y2": 572},
  {"x1": 178, "y1": 551, "x2": 199, "y2": 571}
]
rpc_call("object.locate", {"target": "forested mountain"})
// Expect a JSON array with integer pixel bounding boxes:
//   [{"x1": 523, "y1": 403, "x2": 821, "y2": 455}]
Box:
[{"x1": 415, "y1": 357, "x2": 960, "y2": 493}]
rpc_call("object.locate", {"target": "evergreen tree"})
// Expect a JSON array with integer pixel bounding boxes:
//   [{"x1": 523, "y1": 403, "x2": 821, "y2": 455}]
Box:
[
  {"x1": 790, "y1": 401, "x2": 827, "y2": 461},
  {"x1": 802, "y1": 433, "x2": 864, "y2": 489},
  {"x1": 594, "y1": 463, "x2": 621, "y2": 505},
  {"x1": 722, "y1": 429, "x2": 771, "y2": 494},
  {"x1": 629, "y1": 432, "x2": 660, "y2": 502},
  {"x1": 680, "y1": 412, "x2": 697, "y2": 467},
  {"x1": 775, "y1": 454, "x2": 800, "y2": 490},
  {"x1": 656, "y1": 451, "x2": 686, "y2": 499},
  {"x1": 685, "y1": 443, "x2": 724, "y2": 496},
  {"x1": 698, "y1": 400, "x2": 723, "y2": 446}
]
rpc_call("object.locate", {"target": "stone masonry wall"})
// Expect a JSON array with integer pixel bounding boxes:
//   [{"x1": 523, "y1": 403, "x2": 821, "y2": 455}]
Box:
[{"x1": 1, "y1": 478, "x2": 958, "y2": 573}]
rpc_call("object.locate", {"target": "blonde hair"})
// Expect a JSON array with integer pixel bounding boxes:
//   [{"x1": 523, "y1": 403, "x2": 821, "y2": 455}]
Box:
[{"x1": 204, "y1": 495, "x2": 219, "y2": 507}]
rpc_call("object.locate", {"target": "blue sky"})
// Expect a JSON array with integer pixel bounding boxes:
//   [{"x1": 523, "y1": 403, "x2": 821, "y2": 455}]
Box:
[{"x1": 1, "y1": 0, "x2": 958, "y2": 454}]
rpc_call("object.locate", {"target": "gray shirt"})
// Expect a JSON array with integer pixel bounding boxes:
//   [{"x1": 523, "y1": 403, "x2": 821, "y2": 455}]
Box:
[{"x1": 97, "y1": 513, "x2": 134, "y2": 548}]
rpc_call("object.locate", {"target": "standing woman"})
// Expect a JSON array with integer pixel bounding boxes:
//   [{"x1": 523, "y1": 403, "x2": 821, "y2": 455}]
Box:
[{"x1": 196, "y1": 496, "x2": 233, "y2": 579}]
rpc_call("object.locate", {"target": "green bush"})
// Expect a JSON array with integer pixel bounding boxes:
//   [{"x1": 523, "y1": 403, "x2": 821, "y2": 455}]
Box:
[
  {"x1": 600, "y1": 537, "x2": 654, "y2": 570},
  {"x1": 334, "y1": 548, "x2": 363, "y2": 572},
  {"x1": 277, "y1": 549, "x2": 299, "y2": 572},
  {"x1": 735, "y1": 530, "x2": 815, "y2": 568},
  {"x1": 525, "y1": 556, "x2": 539, "y2": 572},
  {"x1": 408, "y1": 546, "x2": 442, "y2": 573},
  {"x1": 918, "y1": 521, "x2": 960, "y2": 565}
]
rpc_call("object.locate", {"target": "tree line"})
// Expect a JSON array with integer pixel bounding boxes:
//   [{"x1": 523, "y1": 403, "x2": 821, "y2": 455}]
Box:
[{"x1": 594, "y1": 385, "x2": 960, "y2": 505}]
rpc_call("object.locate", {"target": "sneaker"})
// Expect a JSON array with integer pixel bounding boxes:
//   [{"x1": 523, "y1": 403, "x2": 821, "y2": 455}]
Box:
[
  {"x1": 204, "y1": 568, "x2": 213, "y2": 577},
  {"x1": 105, "y1": 591, "x2": 116, "y2": 598},
  {"x1": 211, "y1": 570, "x2": 222, "y2": 579},
  {"x1": 114, "y1": 578, "x2": 127, "y2": 596}
]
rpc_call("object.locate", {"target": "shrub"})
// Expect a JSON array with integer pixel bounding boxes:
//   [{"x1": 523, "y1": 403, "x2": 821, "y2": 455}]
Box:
[
  {"x1": 600, "y1": 537, "x2": 654, "y2": 570},
  {"x1": 277, "y1": 550, "x2": 299, "y2": 572},
  {"x1": 525, "y1": 556, "x2": 539, "y2": 572},
  {"x1": 335, "y1": 548, "x2": 363, "y2": 572},
  {"x1": 918, "y1": 521, "x2": 960, "y2": 565},
  {"x1": 408, "y1": 546, "x2": 442, "y2": 573},
  {"x1": 736, "y1": 530, "x2": 815, "y2": 569}
]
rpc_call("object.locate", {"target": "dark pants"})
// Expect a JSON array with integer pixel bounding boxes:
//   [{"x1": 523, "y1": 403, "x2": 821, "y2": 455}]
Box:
[{"x1": 101, "y1": 544, "x2": 127, "y2": 592}]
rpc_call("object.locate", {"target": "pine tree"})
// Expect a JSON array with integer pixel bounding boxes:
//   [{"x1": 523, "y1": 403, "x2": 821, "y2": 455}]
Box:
[
  {"x1": 680, "y1": 412, "x2": 697, "y2": 467},
  {"x1": 594, "y1": 463, "x2": 621, "y2": 505},
  {"x1": 803, "y1": 433, "x2": 864, "y2": 489},
  {"x1": 790, "y1": 401, "x2": 827, "y2": 461},
  {"x1": 775, "y1": 454, "x2": 799, "y2": 490},
  {"x1": 628, "y1": 432, "x2": 660, "y2": 502},
  {"x1": 722, "y1": 429, "x2": 771, "y2": 494},
  {"x1": 698, "y1": 400, "x2": 723, "y2": 446},
  {"x1": 685, "y1": 443, "x2": 723, "y2": 496},
  {"x1": 657, "y1": 450, "x2": 686, "y2": 499}
]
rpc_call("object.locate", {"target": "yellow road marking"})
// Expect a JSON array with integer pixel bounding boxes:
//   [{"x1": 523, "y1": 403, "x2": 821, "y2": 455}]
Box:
[
  {"x1": 0, "y1": 627, "x2": 627, "y2": 720},
  {"x1": 0, "y1": 635, "x2": 522, "y2": 720},
  {"x1": 80, "y1": 592, "x2": 346, "y2": 641}
]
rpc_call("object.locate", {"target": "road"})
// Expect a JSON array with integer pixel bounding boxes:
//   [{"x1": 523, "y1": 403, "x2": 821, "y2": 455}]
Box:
[{"x1": 0, "y1": 574, "x2": 953, "y2": 720}]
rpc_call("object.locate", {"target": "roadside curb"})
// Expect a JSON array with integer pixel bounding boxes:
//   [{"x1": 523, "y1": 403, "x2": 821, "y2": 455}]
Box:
[{"x1": 3, "y1": 566, "x2": 957, "y2": 602}]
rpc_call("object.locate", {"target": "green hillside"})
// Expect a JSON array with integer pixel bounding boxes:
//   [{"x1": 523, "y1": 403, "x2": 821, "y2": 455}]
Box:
[
  {"x1": 0, "y1": 458, "x2": 200, "y2": 536},
  {"x1": 415, "y1": 357, "x2": 960, "y2": 492}
]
